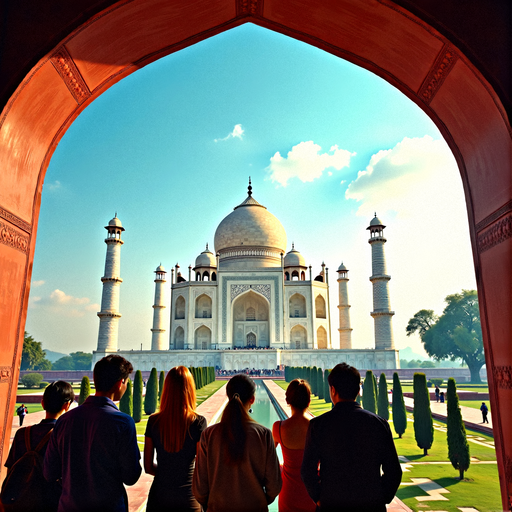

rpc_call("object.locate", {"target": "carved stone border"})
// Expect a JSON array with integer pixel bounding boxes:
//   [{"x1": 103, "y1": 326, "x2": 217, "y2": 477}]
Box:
[
  {"x1": 477, "y1": 215, "x2": 512, "y2": 253},
  {"x1": 0, "y1": 221, "x2": 30, "y2": 254},
  {"x1": 418, "y1": 45, "x2": 458, "y2": 105},
  {"x1": 51, "y1": 46, "x2": 91, "y2": 105},
  {"x1": 476, "y1": 200, "x2": 512, "y2": 232},
  {"x1": 493, "y1": 365, "x2": 512, "y2": 389},
  {"x1": 236, "y1": 0, "x2": 262, "y2": 16},
  {"x1": 0, "y1": 207, "x2": 31, "y2": 234},
  {"x1": 0, "y1": 367, "x2": 12, "y2": 384}
]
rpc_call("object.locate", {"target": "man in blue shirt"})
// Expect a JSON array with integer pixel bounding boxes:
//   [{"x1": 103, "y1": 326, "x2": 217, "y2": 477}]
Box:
[{"x1": 44, "y1": 355, "x2": 141, "y2": 512}]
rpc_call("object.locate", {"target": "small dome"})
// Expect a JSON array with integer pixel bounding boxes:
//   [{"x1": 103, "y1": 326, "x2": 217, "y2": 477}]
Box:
[
  {"x1": 368, "y1": 213, "x2": 384, "y2": 228},
  {"x1": 194, "y1": 244, "x2": 217, "y2": 268},
  {"x1": 155, "y1": 264, "x2": 166, "y2": 273},
  {"x1": 284, "y1": 244, "x2": 306, "y2": 267},
  {"x1": 105, "y1": 215, "x2": 125, "y2": 231},
  {"x1": 338, "y1": 262, "x2": 348, "y2": 271}
]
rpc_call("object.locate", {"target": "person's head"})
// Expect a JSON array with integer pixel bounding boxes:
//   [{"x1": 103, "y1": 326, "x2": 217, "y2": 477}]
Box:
[
  {"x1": 482, "y1": 402, "x2": 485, "y2": 405},
  {"x1": 285, "y1": 379, "x2": 311, "y2": 411},
  {"x1": 328, "y1": 363, "x2": 361, "y2": 402},
  {"x1": 157, "y1": 366, "x2": 197, "y2": 452},
  {"x1": 221, "y1": 374, "x2": 256, "y2": 463},
  {"x1": 42, "y1": 381, "x2": 75, "y2": 415},
  {"x1": 93, "y1": 355, "x2": 133, "y2": 398}
]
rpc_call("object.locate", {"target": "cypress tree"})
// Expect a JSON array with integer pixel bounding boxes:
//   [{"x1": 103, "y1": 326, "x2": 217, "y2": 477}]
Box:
[
  {"x1": 324, "y1": 369, "x2": 331, "y2": 404},
  {"x1": 189, "y1": 367, "x2": 197, "y2": 388},
  {"x1": 392, "y1": 372, "x2": 407, "y2": 438},
  {"x1": 285, "y1": 366, "x2": 289, "y2": 382},
  {"x1": 317, "y1": 368, "x2": 324, "y2": 400},
  {"x1": 373, "y1": 373, "x2": 379, "y2": 403},
  {"x1": 119, "y1": 378, "x2": 133, "y2": 416},
  {"x1": 413, "y1": 372, "x2": 434, "y2": 455},
  {"x1": 158, "y1": 370, "x2": 165, "y2": 402},
  {"x1": 310, "y1": 367, "x2": 318, "y2": 395},
  {"x1": 377, "y1": 373, "x2": 389, "y2": 420},
  {"x1": 362, "y1": 370, "x2": 377, "y2": 413},
  {"x1": 133, "y1": 370, "x2": 143, "y2": 423},
  {"x1": 144, "y1": 368, "x2": 158, "y2": 415},
  {"x1": 78, "y1": 375, "x2": 91, "y2": 405},
  {"x1": 447, "y1": 378, "x2": 470, "y2": 479}
]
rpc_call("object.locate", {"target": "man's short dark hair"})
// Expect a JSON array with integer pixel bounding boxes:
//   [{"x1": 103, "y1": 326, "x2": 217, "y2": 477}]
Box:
[
  {"x1": 93, "y1": 355, "x2": 133, "y2": 392},
  {"x1": 328, "y1": 363, "x2": 361, "y2": 400},
  {"x1": 43, "y1": 381, "x2": 75, "y2": 413}
]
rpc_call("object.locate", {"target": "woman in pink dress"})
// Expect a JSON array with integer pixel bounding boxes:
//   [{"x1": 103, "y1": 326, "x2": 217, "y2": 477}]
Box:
[{"x1": 272, "y1": 379, "x2": 316, "y2": 512}]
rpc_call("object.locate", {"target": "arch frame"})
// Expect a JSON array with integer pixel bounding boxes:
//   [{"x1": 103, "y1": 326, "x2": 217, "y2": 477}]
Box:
[{"x1": 0, "y1": 0, "x2": 510, "y2": 504}]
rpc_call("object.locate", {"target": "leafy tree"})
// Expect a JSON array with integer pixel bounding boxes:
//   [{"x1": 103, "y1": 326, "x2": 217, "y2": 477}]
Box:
[
  {"x1": 446, "y1": 378, "x2": 470, "y2": 479},
  {"x1": 145, "y1": 368, "x2": 158, "y2": 415},
  {"x1": 413, "y1": 373, "x2": 434, "y2": 455},
  {"x1": 392, "y1": 372, "x2": 407, "y2": 438},
  {"x1": 120, "y1": 379, "x2": 133, "y2": 417},
  {"x1": 52, "y1": 356, "x2": 74, "y2": 370},
  {"x1": 21, "y1": 373, "x2": 43, "y2": 388},
  {"x1": 158, "y1": 371, "x2": 165, "y2": 402},
  {"x1": 21, "y1": 332, "x2": 52, "y2": 370},
  {"x1": 133, "y1": 370, "x2": 143, "y2": 423},
  {"x1": 377, "y1": 373, "x2": 389, "y2": 420},
  {"x1": 420, "y1": 360, "x2": 436, "y2": 368},
  {"x1": 407, "y1": 291, "x2": 485, "y2": 382},
  {"x1": 70, "y1": 352, "x2": 92, "y2": 370},
  {"x1": 362, "y1": 370, "x2": 376, "y2": 414},
  {"x1": 78, "y1": 376, "x2": 91, "y2": 405}
]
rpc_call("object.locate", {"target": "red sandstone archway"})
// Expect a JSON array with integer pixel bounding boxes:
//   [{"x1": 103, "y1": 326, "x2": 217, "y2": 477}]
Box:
[{"x1": 0, "y1": 0, "x2": 511, "y2": 506}]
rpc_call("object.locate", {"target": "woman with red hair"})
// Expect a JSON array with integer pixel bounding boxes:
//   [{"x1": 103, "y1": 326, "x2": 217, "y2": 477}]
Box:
[{"x1": 144, "y1": 366, "x2": 206, "y2": 511}]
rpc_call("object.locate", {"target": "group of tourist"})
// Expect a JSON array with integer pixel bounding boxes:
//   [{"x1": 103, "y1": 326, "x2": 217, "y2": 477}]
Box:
[
  {"x1": 2, "y1": 356, "x2": 402, "y2": 511},
  {"x1": 216, "y1": 368, "x2": 282, "y2": 377}
]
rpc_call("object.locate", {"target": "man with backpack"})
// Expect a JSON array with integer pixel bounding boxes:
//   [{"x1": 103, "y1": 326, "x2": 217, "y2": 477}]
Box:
[
  {"x1": 15, "y1": 404, "x2": 27, "y2": 426},
  {"x1": 2, "y1": 381, "x2": 75, "y2": 511},
  {"x1": 44, "y1": 355, "x2": 141, "y2": 512}
]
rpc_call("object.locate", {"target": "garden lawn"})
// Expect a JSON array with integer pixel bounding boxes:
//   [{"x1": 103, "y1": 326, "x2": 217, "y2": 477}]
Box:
[
  {"x1": 13, "y1": 403, "x2": 44, "y2": 416},
  {"x1": 458, "y1": 400, "x2": 491, "y2": 411}
]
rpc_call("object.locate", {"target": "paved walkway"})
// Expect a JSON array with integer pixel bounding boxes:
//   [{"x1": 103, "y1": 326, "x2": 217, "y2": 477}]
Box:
[{"x1": 262, "y1": 380, "x2": 412, "y2": 512}]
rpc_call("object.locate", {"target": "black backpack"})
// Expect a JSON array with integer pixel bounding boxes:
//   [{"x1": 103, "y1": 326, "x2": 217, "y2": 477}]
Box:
[{"x1": 1, "y1": 425, "x2": 53, "y2": 511}]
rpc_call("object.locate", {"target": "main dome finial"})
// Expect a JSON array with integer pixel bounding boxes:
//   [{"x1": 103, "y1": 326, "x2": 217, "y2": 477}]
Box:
[{"x1": 248, "y1": 177, "x2": 252, "y2": 197}]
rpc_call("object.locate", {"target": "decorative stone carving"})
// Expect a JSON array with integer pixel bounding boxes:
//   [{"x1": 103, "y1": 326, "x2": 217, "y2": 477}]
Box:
[
  {"x1": 476, "y1": 200, "x2": 512, "y2": 232},
  {"x1": 0, "y1": 367, "x2": 11, "y2": 383},
  {"x1": 478, "y1": 215, "x2": 512, "y2": 253},
  {"x1": 418, "y1": 45, "x2": 458, "y2": 104},
  {"x1": 194, "y1": 290, "x2": 212, "y2": 299},
  {"x1": 0, "y1": 207, "x2": 31, "y2": 234},
  {"x1": 0, "y1": 221, "x2": 30, "y2": 254},
  {"x1": 51, "y1": 47, "x2": 91, "y2": 105},
  {"x1": 237, "y1": 0, "x2": 260, "y2": 15},
  {"x1": 231, "y1": 283, "x2": 271, "y2": 302},
  {"x1": 493, "y1": 365, "x2": 512, "y2": 389}
]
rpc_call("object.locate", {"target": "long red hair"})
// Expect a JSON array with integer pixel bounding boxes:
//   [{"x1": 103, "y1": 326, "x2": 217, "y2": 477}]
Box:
[{"x1": 154, "y1": 366, "x2": 197, "y2": 452}]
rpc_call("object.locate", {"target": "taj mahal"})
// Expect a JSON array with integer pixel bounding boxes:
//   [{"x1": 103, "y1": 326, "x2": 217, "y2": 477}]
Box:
[{"x1": 92, "y1": 181, "x2": 399, "y2": 371}]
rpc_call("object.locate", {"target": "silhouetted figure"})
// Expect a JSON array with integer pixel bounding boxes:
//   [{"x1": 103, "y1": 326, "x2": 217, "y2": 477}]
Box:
[
  {"x1": 301, "y1": 363, "x2": 402, "y2": 511},
  {"x1": 435, "y1": 386, "x2": 440, "y2": 402},
  {"x1": 480, "y1": 402, "x2": 489, "y2": 423},
  {"x1": 193, "y1": 374, "x2": 281, "y2": 511},
  {"x1": 272, "y1": 379, "x2": 315, "y2": 512},
  {"x1": 440, "y1": 391, "x2": 445, "y2": 403},
  {"x1": 16, "y1": 405, "x2": 27, "y2": 426},
  {"x1": 44, "y1": 355, "x2": 141, "y2": 511},
  {"x1": 144, "y1": 366, "x2": 206, "y2": 511}
]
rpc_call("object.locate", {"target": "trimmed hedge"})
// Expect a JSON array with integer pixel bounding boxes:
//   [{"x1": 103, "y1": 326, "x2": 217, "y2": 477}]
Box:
[
  {"x1": 133, "y1": 370, "x2": 143, "y2": 423},
  {"x1": 78, "y1": 375, "x2": 91, "y2": 405},
  {"x1": 119, "y1": 378, "x2": 133, "y2": 417},
  {"x1": 362, "y1": 370, "x2": 376, "y2": 414},
  {"x1": 447, "y1": 377, "x2": 470, "y2": 479},
  {"x1": 413, "y1": 373, "x2": 434, "y2": 455},
  {"x1": 392, "y1": 372, "x2": 407, "y2": 438},
  {"x1": 144, "y1": 368, "x2": 158, "y2": 415},
  {"x1": 377, "y1": 373, "x2": 389, "y2": 420}
]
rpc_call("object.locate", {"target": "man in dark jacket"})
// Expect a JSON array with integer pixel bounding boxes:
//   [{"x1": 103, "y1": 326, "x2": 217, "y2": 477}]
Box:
[{"x1": 301, "y1": 363, "x2": 402, "y2": 511}]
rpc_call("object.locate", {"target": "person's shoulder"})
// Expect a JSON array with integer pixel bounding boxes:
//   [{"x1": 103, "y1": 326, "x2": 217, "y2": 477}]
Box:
[{"x1": 195, "y1": 414, "x2": 207, "y2": 429}]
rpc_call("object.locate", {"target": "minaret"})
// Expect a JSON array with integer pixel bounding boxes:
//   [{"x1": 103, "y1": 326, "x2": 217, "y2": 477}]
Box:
[
  {"x1": 367, "y1": 214, "x2": 395, "y2": 349},
  {"x1": 151, "y1": 265, "x2": 167, "y2": 351},
  {"x1": 337, "y1": 262, "x2": 352, "y2": 349},
  {"x1": 97, "y1": 215, "x2": 125, "y2": 352}
]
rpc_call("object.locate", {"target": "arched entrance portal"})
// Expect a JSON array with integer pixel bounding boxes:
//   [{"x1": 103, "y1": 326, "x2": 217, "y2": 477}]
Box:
[
  {"x1": 0, "y1": 1, "x2": 510, "y2": 505},
  {"x1": 232, "y1": 290, "x2": 269, "y2": 348}
]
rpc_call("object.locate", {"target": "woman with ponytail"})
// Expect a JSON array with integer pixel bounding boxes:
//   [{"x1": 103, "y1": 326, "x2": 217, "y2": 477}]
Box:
[
  {"x1": 144, "y1": 366, "x2": 206, "y2": 511},
  {"x1": 193, "y1": 374, "x2": 281, "y2": 512}
]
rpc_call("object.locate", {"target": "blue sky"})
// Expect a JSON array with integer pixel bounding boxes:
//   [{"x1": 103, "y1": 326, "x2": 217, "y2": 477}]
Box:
[{"x1": 26, "y1": 23, "x2": 476, "y2": 357}]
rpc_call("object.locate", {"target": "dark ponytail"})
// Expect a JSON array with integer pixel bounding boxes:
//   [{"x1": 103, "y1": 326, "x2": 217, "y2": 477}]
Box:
[{"x1": 220, "y1": 374, "x2": 256, "y2": 463}]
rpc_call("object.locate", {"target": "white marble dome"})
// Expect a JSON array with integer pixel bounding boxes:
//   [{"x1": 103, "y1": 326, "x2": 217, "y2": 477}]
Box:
[
  {"x1": 284, "y1": 245, "x2": 306, "y2": 267},
  {"x1": 369, "y1": 214, "x2": 384, "y2": 227},
  {"x1": 106, "y1": 215, "x2": 124, "y2": 231},
  {"x1": 195, "y1": 245, "x2": 216, "y2": 268},
  {"x1": 214, "y1": 194, "x2": 287, "y2": 254}
]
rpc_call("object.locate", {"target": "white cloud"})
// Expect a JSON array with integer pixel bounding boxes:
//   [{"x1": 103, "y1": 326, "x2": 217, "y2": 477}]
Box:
[
  {"x1": 32, "y1": 280, "x2": 45, "y2": 287},
  {"x1": 50, "y1": 289, "x2": 90, "y2": 305},
  {"x1": 29, "y1": 289, "x2": 97, "y2": 318},
  {"x1": 267, "y1": 141, "x2": 355, "y2": 187},
  {"x1": 214, "y1": 124, "x2": 244, "y2": 142},
  {"x1": 45, "y1": 180, "x2": 61, "y2": 191}
]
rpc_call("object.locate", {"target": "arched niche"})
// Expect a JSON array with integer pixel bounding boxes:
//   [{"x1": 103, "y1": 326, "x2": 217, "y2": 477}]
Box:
[
  {"x1": 232, "y1": 290, "x2": 269, "y2": 348},
  {"x1": 175, "y1": 295, "x2": 186, "y2": 320},
  {"x1": 317, "y1": 326, "x2": 328, "y2": 349},
  {"x1": 291, "y1": 325, "x2": 307, "y2": 349},
  {"x1": 289, "y1": 293, "x2": 307, "y2": 318},
  {"x1": 195, "y1": 294, "x2": 212, "y2": 318},
  {"x1": 174, "y1": 326, "x2": 185, "y2": 350},
  {"x1": 315, "y1": 295, "x2": 326, "y2": 319},
  {"x1": 195, "y1": 325, "x2": 211, "y2": 350}
]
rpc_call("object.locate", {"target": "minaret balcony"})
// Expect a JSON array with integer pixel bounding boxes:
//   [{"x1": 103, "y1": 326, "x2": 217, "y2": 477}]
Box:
[
  {"x1": 368, "y1": 237, "x2": 387, "y2": 244},
  {"x1": 101, "y1": 277, "x2": 123, "y2": 283},
  {"x1": 369, "y1": 274, "x2": 391, "y2": 281},
  {"x1": 370, "y1": 310, "x2": 395, "y2": 317},
  {"x1": 97, "y1": 311, "x2": 122, "y2": 318}
]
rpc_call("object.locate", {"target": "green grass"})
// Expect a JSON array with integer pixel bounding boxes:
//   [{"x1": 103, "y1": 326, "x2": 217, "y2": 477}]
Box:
[
  {"x1": 458, "y1": 400, "x2": 491, "y2": 411},
  {"x1": 13, "y1": 403, "x2": 44, "y2": 416}
]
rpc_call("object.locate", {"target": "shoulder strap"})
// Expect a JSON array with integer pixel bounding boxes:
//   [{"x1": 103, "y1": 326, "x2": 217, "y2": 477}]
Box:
[
  {"x1": 24, "y1": 426, "x2": 32, "y2": 452},
  {"x1": 34, "y1": 429, "x2": 53, "y2": 452}
]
